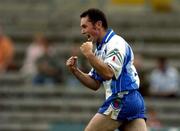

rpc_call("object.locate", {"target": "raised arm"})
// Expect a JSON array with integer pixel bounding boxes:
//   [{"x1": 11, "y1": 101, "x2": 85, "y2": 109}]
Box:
[
  {"x1": 66, "y1": 56, "x2": 100, "y2": 91},
  {"x1": 80, "y1": 42, "x2": 114, "y2": 80}
]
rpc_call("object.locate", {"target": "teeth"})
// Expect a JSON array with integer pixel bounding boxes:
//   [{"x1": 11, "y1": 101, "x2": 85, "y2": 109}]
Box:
[{"x1": 87, "y1": 35, "x2": 90, "y2": 40}]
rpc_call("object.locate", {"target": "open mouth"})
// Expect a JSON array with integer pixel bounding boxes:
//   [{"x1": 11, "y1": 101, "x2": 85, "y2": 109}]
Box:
[
  {"x1": 87, "y1": 34, "x2": 93, "y2": 41},
  {"x1": 87, "y1": 34, "x2": 91, "y2": 41}
]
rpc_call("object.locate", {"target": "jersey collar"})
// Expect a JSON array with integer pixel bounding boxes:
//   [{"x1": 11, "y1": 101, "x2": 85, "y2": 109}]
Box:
[{"x1": 96, "y1": 29, "x2": 115, "y2": 50}]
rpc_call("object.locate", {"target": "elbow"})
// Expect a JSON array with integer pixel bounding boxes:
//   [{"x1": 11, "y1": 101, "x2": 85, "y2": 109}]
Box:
[
  {"x1": 89, "y1": 85, "x2": 99, "y2": 91},
  {"x1": 102, "y1": 73, "x2": 114, "y2": 80},
  {"x1": 90, "y1": 80, "x2": 100, "y2": 91},
  {"x1": 101, "y1": 66, "x2": 114, "y2": 80},
  {"x1": 92, "y1": 87, "x2": 99, "y2": 91}
]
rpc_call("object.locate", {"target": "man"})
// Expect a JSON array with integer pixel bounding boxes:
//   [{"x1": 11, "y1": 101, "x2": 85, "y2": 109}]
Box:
[
  {"x1": 0, "y1": 27, "x2": 14, "y2": 73},
  {"x1": 149, "y1": 56, "x2": 179, "y2": 98},
  {"x1": 66, "y1": 8, "x2": 147, "y2": 131}
]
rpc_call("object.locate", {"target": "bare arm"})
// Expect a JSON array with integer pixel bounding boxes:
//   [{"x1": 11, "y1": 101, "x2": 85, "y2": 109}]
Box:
[
  {"x1": 66, "y1": 56, "x2": 100, "y2": 91},
  {"x1": 80, "y1": 42, "x2": 114, "y2": 80}
]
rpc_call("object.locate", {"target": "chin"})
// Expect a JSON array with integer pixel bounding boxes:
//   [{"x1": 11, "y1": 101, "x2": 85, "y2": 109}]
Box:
[{"x1": 87, "y1": 37, "x2": 94, "y2": 42}]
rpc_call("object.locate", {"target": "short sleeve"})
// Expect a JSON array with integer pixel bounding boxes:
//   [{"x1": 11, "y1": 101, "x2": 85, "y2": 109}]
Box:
[{"x1": 104, "y1": 43, "x2": 125, "y2": 79}]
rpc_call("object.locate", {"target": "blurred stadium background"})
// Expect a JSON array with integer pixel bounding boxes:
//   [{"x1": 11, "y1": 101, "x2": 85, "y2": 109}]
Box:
[{"x1": 0, "y1": 0, "x2": 180, "y2": 131}]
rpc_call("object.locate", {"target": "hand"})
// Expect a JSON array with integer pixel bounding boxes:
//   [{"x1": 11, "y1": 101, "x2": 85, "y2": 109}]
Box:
[
  {"x1": 80, "y1": 41, "x2": 93, "y2": 57},
  {"x1": 66, "y1": 56, "x2": 78, "y2": 72}
]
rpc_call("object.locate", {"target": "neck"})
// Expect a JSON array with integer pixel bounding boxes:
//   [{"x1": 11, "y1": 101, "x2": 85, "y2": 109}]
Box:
[{"x1": 97, "y1": 29, "x2": 107, "y2": 44}]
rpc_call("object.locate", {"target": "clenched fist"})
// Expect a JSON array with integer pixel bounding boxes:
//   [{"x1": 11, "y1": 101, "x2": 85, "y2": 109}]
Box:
[
  {"x1": 80, "y1": 41, "x2": 93, "y2": 57},
  {"x1": 66, "y1": 56, "x2": 78, "y2": 72}
]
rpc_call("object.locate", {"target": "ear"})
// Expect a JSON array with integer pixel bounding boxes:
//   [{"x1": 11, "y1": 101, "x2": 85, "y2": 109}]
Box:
[{"x1": 95, "y1": 21, "x2": 102, "y2": 29}]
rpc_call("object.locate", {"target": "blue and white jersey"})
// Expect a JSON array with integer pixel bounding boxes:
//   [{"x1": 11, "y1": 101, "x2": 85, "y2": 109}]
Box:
[{"x1": 89, "y1": 29, "x2": 140, "y2": 99}]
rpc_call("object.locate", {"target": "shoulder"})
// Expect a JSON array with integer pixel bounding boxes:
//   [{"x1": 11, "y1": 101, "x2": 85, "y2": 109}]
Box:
[
  {"x1": 106, "y1": 35, "x2": 127, "y2": 54},
  {"x1": 109, "y1": 34, "x2": 126, "y2": 44},
  {"x1": 108, "y1": 35, "x2": 127, "y2": 47},
  {"x1": 167, "y1": 66, "x2": 179, "y2": 76}
]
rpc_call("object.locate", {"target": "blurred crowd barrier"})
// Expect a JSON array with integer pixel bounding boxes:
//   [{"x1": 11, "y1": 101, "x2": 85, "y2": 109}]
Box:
[{"x1": 0, "y1": 86, "x2": 180, "y2": 131}]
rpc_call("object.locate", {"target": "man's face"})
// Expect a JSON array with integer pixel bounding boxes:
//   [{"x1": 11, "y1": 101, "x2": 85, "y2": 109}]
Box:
[{"x1": 80, "y1": 16, "x2": 98, "y2": 42}]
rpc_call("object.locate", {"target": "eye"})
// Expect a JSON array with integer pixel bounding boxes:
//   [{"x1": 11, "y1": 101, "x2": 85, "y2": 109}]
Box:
[{"x1": 81, "y1": 24, "x2": 87, "y2": 28}]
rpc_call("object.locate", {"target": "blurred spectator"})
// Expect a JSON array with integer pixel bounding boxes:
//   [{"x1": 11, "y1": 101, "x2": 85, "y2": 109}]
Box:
[
  {"x1": 21, "y1": 34, "x2": 47, "y2": 80},
  {"x1": 32, "y1": 36, "x2": 64, "y2": 86},
  {"x1": 22, "y1": 34, "x2": 64, "y2": 85},
  {"x1": 0, "y1": 27, "x2": 15, "y2": 73},
  {"x1": 146, "y1": 107, "x2": 162, "y2": 129},
  {"x1": 149, "y1": 57, "x2": 179, "y2": 98},
  {"x1": 134, "y1": 54, "x2": 149, "y2": 97}
]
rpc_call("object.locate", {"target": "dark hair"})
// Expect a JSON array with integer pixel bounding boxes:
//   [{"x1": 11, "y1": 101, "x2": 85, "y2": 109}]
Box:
[{"x1": 80, "y1": 8, "x2": 108, "y2": 30}]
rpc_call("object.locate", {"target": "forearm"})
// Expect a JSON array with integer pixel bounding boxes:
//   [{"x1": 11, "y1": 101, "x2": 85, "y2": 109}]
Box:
[
  {"x1": 86, "y1": 53, "x2": 113, "y2": 80},
  {"x1": 71, "y1": 67, "x2": 100, "y2": 91},
  {"x1": 80, "y1": 42, "x2": 114, "y2": 80}
]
